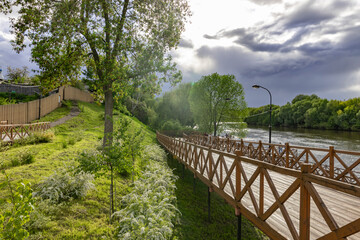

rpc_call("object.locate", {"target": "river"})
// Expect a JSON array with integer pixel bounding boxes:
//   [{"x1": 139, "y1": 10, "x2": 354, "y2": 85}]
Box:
[{"x1": 244, "y1": 126, "x2": 360, "y2": 152}]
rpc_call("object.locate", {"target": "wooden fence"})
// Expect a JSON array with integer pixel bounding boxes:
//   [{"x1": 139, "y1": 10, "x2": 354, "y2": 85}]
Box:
[
  {"x1": 0, "y1": 122, "x2": 50, "y2": 142},
  {"x1": 157, "y1": 132, "x2": 360, "y2": 240},
  {"x1": 183, "y1": 134, "x2": 360, "y2": 186},
  {"x1": 0, "y1": 86, "x2": 93, "y2": 124}
]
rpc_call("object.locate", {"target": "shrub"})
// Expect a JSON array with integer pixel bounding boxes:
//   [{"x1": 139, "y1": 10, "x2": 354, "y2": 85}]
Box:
[
  {"x1": 10, "y1": 158, "x2": 21, "y2": 167},
  {"x1": 33, "y1": 166, "x2": 95, "y2": 203},
  {"x1": 9, "y1": 150, "x2": 35, "y2": 167},
  {"x1": 62, "y1": 141, "x2": 68, "y2": 149},
  {"x1": 0, "y1": 175, "x2": 34, "y2": 240},
  {"x1": 12, "y1": 131, "x2": 54, "y2": 147},
  {"x1": 113, "y1": 145, "x2": 179, "y2": 240},
  {"x1": 62, "y1": 100, "x2": 72, "y2": 110},
  {"x1": 75, "y1": 150, "x2": 104, "y2": 177},
  {"x1": 30, "y1": 131, "x2": 54, "y2": 143},
  {"x1": 141, "y1": 144, "x2": 167, "y2": 168},
  {"x1": 68, "y1": 138, "x2": 75, "y2": 145},
  {"x1": 19, "y1": 152, "x2": 35, "y2": 165}
]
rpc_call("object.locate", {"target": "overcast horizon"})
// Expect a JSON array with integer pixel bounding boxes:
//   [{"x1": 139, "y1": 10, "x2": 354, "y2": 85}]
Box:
[{"x1": 1, "y1": 0, "x2": 360, "y2": 107}]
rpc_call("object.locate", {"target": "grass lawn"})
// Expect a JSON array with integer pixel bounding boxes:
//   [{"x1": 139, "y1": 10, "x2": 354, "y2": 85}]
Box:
[{"x1": 0, "y1": 101, "x2": 268, "y2": 239}]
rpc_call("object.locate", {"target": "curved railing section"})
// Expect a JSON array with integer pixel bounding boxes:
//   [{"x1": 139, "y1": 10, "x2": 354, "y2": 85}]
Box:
[
  {"x1": 182, "y1": 134, "x2": 360, "y2": 186},
  {"x1": 157, "y1": 132, "x2": 360, "y2": 240}
]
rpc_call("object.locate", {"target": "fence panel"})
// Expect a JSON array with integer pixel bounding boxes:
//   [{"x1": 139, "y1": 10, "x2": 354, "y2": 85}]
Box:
[
  {"x1": 64, "y1": 86, "x2": 93, "y2": 102},
  {"x1": 27, "y1": 99, "x2": 40, "y2": 122},
  {"x1": 0, "y1": 85, "x2": 91, "y2": 124}
]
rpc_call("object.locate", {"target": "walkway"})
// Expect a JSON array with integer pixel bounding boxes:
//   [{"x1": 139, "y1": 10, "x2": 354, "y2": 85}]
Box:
[
  {"x1": 157, "y1": 133, "x2": 360, "y2": 240},
  {"x1": 49, "y1": 106, "x2": 80, "y2": 128}
]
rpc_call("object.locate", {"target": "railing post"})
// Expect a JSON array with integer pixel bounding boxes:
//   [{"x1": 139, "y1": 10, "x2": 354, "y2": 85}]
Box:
[
  {"x1": 240, "y1": 139, "x2": 244, "y2": 155},
  {"x1": 260, "y1": 168, "x2": 264, "y2": 217},
  {"x1": 227, "y1": 137, "x2": 230, "y2": 152},
  {"x1": 235, "y1": 150, "x2": 242, "y2": 201},
  {"x1": 300, "y1": 163, "x2": 311, "y2": 240},
  {"x1": 259, "y1": 140, "x2": 262, "y2": 161},
  {"x1": 329, "y1": 146, "x2": 335, "y2": 178},
  {"x1": 285, "y1": 143, "x2": 290, "y2": 167}
]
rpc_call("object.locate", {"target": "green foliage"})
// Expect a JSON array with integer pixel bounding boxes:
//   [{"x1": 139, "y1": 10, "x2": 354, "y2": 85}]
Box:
[
  {"x1": 0, "y1": 173, "x2": 34, "y2": 240},
  {"x1": 8, "y1": 150, "x2": 36, "y2": 167},
  {"x1": 152, "y1": 83, "x2": 195, "y2": 130},
  {"x1": 5, "y1": 66, "x2": 31, "y2": 84},
  {"x1": 18, "y1": 151, "x2": 35, "y2": 165},
  {"x1": 62, "y1": 100, "x2": 72, "y2": 110},
  {"x1": 11, "y1": 131, "x2": 54, "y2": 148},
  {"x1": 247, "y1": 95, "x2": 360, "y2": 131},
  {"x1": 167, "y1": 157, "x2": 268, "y2": 240},
  {"x1": 33, "y1": 166, "x2": 95, "y2": 204},
  {"x1": 4, "y1": 0, "x2": 191, "y2": 149},
  {"x1": 76, "y1": 149, "x2": 104, "y2": 178},
  {"x1": 189, "y1": 73, "x2": 247, "y2": 136},
  {"x1": 0, "y1": 92, "x2": 39, "y2": 105},
  {"x1": 113, "y1": 147, "x2": 179, "y2": 240}
]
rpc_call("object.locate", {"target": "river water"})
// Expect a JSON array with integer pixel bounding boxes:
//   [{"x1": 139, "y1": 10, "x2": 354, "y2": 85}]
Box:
[
  {"x1": 244, "y1": 127, "x2": 360, "y2": 152},
  {"x1": 241, "y1": 127, "x2": 360, "y2": 169}
]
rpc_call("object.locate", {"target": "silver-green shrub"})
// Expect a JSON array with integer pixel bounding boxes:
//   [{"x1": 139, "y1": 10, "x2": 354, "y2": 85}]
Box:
[
  {"x1": 33, "y1": 166, "x2": 95, "y2": 203},
  {"x1": 113, "y1": 144, "x2": 179, "y2": 240}
]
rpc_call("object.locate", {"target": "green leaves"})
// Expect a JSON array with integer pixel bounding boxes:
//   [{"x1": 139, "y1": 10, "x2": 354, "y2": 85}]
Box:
[
  {"x1": 0, "y1": 174, "x2": 34, "y2": 240},
  {"x1": 33, "y1": 166, "x2": 95, "y2": 204},
  {"x1": 189, "y1": 73, "x2": 248, "y2": 136},
  {"x1": 113, "y1": 145, "x2": 179, "y2": 239}
]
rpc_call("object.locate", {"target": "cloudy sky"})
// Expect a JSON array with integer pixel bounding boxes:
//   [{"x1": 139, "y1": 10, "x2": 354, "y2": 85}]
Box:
[
  {"x1": 1, "y1": 0, "x2": 360, "y2": 106},
  {"x1": 172, "y1": 0, "x2": 360, "y2": 106}
]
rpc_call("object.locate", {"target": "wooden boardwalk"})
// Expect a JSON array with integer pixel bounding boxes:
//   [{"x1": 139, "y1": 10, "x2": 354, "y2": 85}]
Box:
[{"x1": 157, "y1": 133, "x2": 360, "y2": 240}]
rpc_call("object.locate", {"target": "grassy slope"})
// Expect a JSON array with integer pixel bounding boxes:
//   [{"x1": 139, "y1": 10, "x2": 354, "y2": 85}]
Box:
[
  {"x1": 168, "y1": 158, "x2": 268, "y2": 240},
  {"x1": 0, "y1": 102, "x2": 267, "y2": 239}
]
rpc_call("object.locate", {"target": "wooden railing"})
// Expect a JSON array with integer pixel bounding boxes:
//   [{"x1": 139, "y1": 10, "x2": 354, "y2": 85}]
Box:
[
  {"x1": 157, "y1": 132, "x2": 360, "y2": 240},
  {"x1": 0, "y1": 122, "x2": 50, "y2": 142},
  {"x1": 183, "y1": 134, "x2": 360, "y2": 186}
]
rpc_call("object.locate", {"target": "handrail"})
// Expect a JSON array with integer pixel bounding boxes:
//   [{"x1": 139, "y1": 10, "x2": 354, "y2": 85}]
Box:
[
  {"x1": 0, "y1": 122, "x2": 50, "y2": 142},
  {"x1": 157, "y1": 132, "x2": 360, "y2": 240},
  {"x1": 182, "y1": 134, "x2": 360, "y2": 185}
]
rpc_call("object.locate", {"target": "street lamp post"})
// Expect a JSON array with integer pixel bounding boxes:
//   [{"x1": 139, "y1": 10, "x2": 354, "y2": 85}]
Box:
[{"x1": 252, "y1": 85, "x2": 272, "y2": 144}]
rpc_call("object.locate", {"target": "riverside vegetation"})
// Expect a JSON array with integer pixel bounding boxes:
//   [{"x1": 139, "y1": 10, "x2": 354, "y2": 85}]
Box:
[
  {"x1": 247, "y1": 94, "x2": 360, "y2": 131},
  {"x1": 0, "y1": 101, "x2": 268, "y2": 239}
]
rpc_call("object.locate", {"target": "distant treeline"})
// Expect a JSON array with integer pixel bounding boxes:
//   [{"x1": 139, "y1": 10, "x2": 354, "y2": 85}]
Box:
[{"x1": 246, "y1": 94, "x2": 360, "y2": 131}]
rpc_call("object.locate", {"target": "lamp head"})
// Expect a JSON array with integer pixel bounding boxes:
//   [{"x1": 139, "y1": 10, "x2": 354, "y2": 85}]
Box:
[{"x1": 252, "y1": 85, "x2": 260, "y2": 89}]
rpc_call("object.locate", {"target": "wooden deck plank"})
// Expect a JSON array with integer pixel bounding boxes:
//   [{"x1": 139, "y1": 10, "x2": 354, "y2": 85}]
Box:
[{"x1": 220, "y1": 155, "x2": 360, "y2": 240}]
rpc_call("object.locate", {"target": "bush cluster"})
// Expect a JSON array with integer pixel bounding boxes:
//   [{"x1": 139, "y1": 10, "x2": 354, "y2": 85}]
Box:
[
  {"x1": 113, "y1": 145, "x2": 179, "y2": 240},
  {"x1": 0, "y1": 180, "x2": 34, "y2": 240},
  {"x1": 33, "y1": 166, "x2": 95, "y2": 203},
  {"x1": 12, "y1": 131, "x2": 54, "y2": 147},
  {"x1": 10, "y1": 151, "x2": 35, "y2": 167}
]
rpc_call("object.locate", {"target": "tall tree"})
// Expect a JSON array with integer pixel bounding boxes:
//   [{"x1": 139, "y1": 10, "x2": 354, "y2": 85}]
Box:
[
  {"x1": 154, "y1": 82, "x2": 194, "y2": 129},
  {"x1": 189, "y1": 73, "x2": 247, "y2": 136},
  {"x1": 2, "y1": 0, "x2": 190, "y2": 146}
]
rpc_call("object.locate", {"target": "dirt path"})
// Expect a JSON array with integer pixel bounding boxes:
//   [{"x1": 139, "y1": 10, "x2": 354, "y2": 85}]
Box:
[{"x1": 49, "y1": 106, "x2": 80, "y2": 128}]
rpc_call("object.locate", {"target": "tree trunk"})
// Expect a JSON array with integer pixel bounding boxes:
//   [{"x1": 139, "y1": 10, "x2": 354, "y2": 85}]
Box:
[{"x1": 103, "y1": 83, "x2": 114, "y2": 148}]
